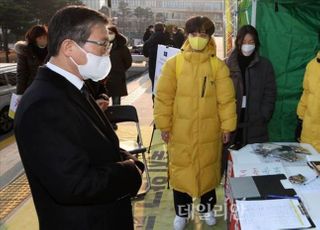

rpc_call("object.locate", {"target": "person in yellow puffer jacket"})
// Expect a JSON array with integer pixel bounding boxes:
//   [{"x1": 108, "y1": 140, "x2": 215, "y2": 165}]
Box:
[
  {"x1": 154, "y1": 16, "x2": 237, "y2": 229},
  {"x1": 296, "y1": 51, "x2": 320, "y2": 152}
]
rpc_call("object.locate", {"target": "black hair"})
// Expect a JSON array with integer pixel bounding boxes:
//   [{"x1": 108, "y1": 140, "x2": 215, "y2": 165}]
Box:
[
  {"x1": 108, "y1": 25, "x2": 119, "y2": 35},
  {"x1": 47, "y1": 5, "x2": 108, "y2": 57},
  {"x1": 154, "y1": 22, "x2": 165, "y2": 32},
  {"x1": 235, "y1": 25, "x2": 261, "y2": 52},
  {"x1": 185, "y1": 16, "x2": 215, "y2": 36},
  {"x1": 25, "y1": 25, "x2": 47, "y2": 45}
]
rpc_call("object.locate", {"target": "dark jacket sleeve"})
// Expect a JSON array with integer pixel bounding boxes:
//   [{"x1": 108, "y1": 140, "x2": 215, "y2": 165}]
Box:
[
  {"x1": 122, "y1": 46, "x2": 132, "y2": 71},
  {"x1": 16, "y1": 53, "x2": 30, "y2": 94},
  {"x1": 15, "y1": 100, "x2": 142, "y2": 205},
  {"x1": 143, "y1": 39, "x2": 151, "y2": 57},
  {"x1": 119, "y1": 149, "x2": 145, "y2": 173},
  {"x1": 261, "y1": 59, "x2": 277, "y2": 122},
  {"x1": 295, "y1": 118, "x2": 303, "y2": 141}
]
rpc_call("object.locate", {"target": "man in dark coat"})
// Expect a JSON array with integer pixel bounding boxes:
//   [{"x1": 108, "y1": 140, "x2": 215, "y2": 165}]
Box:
[
  {"x1": 143, "y1": 25, "x2": 154, "y2": 42},
  {"x1": 143, "y1": 22, "x2": 173, "y2": 91},
  {"x1": 172, "y1": 26, "x2": 185, "y2": 49},
  {"x1": 14, "y1": 6, "x2": 143, "y2": 230}
]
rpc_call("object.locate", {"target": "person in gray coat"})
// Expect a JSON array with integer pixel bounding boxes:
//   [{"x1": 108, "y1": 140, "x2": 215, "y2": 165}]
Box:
[
  {"x1": 226, "y1": 25, "x2": 277, "y2": 149},
  {"x1": 105, "y1": 25, "x2": 132, "y2": 105},
  {"x1": 14, "y1": 25, "x2": 48, "y2": 94}
]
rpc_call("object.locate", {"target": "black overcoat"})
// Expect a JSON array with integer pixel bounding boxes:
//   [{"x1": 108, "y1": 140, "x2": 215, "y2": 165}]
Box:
[
  {"x1": 226, "y1": 50, "x2": 277, "y2": 144},
  {"x1": 106, "y1": 34, "x2": 132, "y2": 97},
  {"x1": 14, "y1": 67, "x2": 143, "y2": 230}
]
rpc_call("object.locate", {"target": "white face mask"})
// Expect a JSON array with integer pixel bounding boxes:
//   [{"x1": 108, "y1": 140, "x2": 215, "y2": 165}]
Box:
[
  {"x1": 108, "y1": 34, "x2": 115, "y2": 42},
  {"x1": 37, "y1": 44, "x2": 47, "y2": 49},
  {"x1": 70, "y1": 43, "x2": 111, "y2": 82},
  {"x1": 241, "y1": 44, "x2": 255, "y2": 56}
]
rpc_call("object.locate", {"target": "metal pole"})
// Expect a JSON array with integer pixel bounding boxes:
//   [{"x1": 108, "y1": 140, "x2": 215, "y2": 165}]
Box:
[
  {"x1": 235, "y1": 0, "x2": 239, "y2": 34},
  {"x1": 251, "y1": 0, "x2": 257, "y2": 27},
  {"x1": 106, "y1": 0, "x2": 112, "y2": 18},
  {"x1": 223, "y1": 0, "x2": 226, "y2": 58}
]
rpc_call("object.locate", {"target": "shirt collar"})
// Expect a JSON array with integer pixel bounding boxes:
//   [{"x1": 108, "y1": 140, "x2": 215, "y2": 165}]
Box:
[{"x1": 46, "y1": 62, "x2": 84, "y2": 90}]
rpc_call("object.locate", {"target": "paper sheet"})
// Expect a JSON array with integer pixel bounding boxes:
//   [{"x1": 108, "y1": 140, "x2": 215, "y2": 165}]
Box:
[
  {"x1": 233, "y1": 162, "x2": 286, "y2": 177},
  {"x1": 299, "y1": 192, "x2": 320, "y2": 229},
  {"x1": 230, "y1": 149, "x2": 262, "y2": 165},
  {"x1": 236, "y1": 199, "x2": 312, "y2": 230}
]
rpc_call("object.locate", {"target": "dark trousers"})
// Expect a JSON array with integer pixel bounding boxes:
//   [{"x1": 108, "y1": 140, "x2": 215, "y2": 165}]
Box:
[
  {"x1": 148, "y1": 59, "x2": 156, "y2": 91},
  {"x1": 173, "y1": 189, "x2": 216, "y2": 218},
  {"x1": 112, "y1": 96, "x2": 121, "y2": 105}
]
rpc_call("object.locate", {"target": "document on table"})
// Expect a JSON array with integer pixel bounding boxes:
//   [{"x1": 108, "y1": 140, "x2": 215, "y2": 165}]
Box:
[
  {"x1": 230, "y1": 149, "x2": 262, "y2": 165},
  {"x1": 236, "y1": 199, "x2": 312, "y2": 230},
  {"x1": 300, "y1": 191, "x2": 320, "y2": 229},
  {"x1": 233, "y1": 162, "x2": 286, "y2": 177}
]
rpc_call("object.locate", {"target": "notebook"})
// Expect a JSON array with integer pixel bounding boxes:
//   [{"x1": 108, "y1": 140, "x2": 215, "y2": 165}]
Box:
[{"x1": 229, "y1": 174, "x2": 296, "y2": 200}]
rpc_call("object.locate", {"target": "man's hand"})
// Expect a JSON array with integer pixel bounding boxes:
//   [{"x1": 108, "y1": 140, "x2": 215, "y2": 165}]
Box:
[
  {"x1": 129, "y1": 159, "x2": 142, "y2": 176},
  {"x1": 96, "y1": 98, "x2": 109, "y2": 111},
  {"x1": 161, "y1": 131, "x2": 170, "y2": 144},
  {"x1": 222, "y1": 132, "x2": 231, "y2": 144}
]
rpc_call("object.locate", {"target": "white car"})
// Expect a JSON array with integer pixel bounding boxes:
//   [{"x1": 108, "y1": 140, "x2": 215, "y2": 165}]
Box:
[{"x1": 0, "y1": 63, "x2": 16, "y2": 134}]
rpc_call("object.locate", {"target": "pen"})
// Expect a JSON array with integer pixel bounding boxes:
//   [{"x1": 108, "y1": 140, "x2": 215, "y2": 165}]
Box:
[
  {"x1": 303, "y1": 175, "x2": 320, "y2": 185},
  {"x1": 306, "y1": 162, "x2": 314, "y2": 170},
  {"x1": 266, "y1": 195, "x2": 299, "y2": 200}
]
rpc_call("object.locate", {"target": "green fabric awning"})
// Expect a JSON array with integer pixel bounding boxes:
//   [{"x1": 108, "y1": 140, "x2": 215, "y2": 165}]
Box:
[{"x1": 238, "y1": 0, "x2": 320, "y2": 141}]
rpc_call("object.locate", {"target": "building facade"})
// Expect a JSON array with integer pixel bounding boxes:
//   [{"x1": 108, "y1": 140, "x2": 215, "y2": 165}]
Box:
[
  {"x1": 81, "y1": 0, "x2": 107, "y2": 10},
  {"x1": 111, "y1": 0, "x2": 223, "y2": 35}
]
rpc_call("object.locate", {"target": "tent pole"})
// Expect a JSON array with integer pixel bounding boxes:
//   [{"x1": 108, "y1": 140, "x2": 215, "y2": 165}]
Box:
[
  {"x1": 251, "y1": 0, "x2": 257, "y2": 27},
  {"x1": 223, "y1": 0, "x2": 226, "y2": 58}
]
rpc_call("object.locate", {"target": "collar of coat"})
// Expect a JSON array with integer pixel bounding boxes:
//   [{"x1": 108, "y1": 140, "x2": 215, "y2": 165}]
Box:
[
  {"x1": 180, "y1": 38, "x2": 216, "y2": 64},
  {"x1": 227, "y1": 48, "x2": 260, "y2": 72}
]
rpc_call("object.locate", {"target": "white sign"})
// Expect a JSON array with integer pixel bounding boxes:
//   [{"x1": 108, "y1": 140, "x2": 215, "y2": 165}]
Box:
[
  {"x1": 9, "y1": 93, "x2": 22, "y2": 119},
  {"x1": 153, "y1": 45, "x2": 180, "y2": 94}
]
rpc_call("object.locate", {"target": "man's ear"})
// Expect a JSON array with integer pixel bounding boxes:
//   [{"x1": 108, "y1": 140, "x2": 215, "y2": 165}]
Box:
[{"x1": 60, "y1": 39, "x2": 74, "y2": 57}]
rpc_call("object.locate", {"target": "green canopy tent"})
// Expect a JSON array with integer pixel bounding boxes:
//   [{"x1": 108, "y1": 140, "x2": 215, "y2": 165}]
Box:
[{"x1": 237, "y1": 0, "x2": 320, "y2": 141}]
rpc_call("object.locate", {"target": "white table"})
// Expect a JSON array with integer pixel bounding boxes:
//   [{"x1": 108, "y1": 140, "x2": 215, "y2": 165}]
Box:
[{"x1": 226, "y1": 143, "x2": 320, "y2": 230}]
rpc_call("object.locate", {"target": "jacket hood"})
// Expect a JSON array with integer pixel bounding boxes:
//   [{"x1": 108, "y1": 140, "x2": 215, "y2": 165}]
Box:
[
  {"x1": 14, "y1": 41, "x2": 28, "y2": 55},
  {"x1": 181, "y1": 37, "x2": 216, "y2": 64}
]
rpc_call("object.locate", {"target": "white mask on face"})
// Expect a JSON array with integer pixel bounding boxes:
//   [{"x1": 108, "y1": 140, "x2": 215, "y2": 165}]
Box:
[
  {"x1": 241, "y1": 44, "x2": 255, "y2": 56},
  {"x1": 108, "y1": 34, "x2": 115, "y2": 42},
  {"x1": 37, "y1": 44, "x2": 47, "y2": 49},
  {"x1": 70, "y1": 43, "x2": 111, "y2": 82}
]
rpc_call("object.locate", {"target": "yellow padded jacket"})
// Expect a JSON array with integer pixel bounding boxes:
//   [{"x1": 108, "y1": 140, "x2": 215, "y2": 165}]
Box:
[
  {"x1": 297, "y1": 51, "x2": 320, "y2": 152},
  {"x1": 154, "y1": 39, "x2": 237, "y2": 197}
]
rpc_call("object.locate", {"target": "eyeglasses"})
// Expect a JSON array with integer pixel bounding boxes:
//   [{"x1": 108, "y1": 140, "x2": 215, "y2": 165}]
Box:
[{"x1": 85, "y1": 39, "x2": 109, "y2": 48}]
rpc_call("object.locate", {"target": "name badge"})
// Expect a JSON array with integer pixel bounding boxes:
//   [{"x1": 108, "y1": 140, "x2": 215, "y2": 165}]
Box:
[{"x1": 241, "y1": 96, "x2": 246, "y2": 108}]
